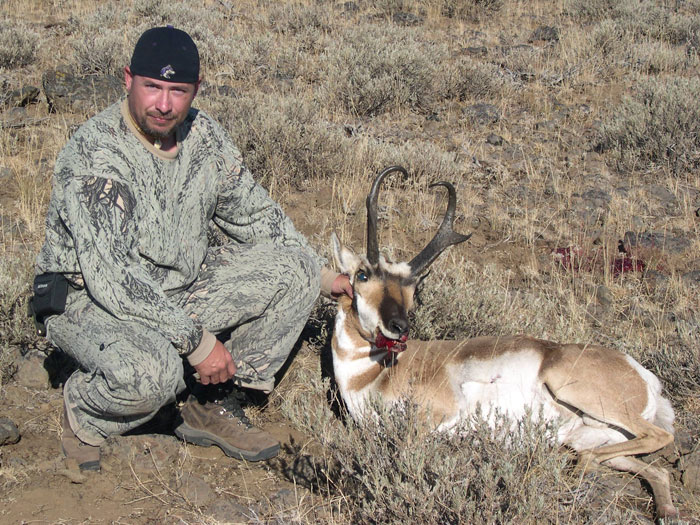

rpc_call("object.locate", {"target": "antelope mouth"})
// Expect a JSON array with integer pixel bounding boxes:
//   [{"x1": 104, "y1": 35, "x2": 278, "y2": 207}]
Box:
[{"x1": 374, "y1": 332, "x2": 408, "y2": 353}]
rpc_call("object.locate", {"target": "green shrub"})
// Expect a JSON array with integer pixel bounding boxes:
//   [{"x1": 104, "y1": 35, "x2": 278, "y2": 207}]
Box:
[
  {"x1": 0, "y1": 252, "x2": 35, "y2": 387},
  {"x1": 319, "y1": 25, "x2": 445, "y2": 116},
  {"x1": 205, "y1": 93, "x2": 348, "y2": 188},
  {"x1": 0, "y1": 19, "x2": 39, "y2": 69},
  {"x1": 433, "y1": 0, "x2": 503, "y2": 21},
  {"x1": 596, "y1": 76, "x2": 700, "y2": 173}
]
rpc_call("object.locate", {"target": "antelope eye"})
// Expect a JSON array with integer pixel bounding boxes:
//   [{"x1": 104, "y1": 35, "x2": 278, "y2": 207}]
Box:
[{"x1": 356, "y1": 270, "x2": 368, "y2": 282}]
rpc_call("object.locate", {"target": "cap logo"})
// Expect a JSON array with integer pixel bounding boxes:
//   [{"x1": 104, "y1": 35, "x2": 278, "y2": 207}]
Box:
[{"x1": 160, "y1": 65, "x2": 176, "y2": 79}]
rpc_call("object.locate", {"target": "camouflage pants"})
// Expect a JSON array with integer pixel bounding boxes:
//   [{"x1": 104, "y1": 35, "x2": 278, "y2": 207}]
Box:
[{"x1": 46, "y1": 243, "x2": 320, "y2": 446}]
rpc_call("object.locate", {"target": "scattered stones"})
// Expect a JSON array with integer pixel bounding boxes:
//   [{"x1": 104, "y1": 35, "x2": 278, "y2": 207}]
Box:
[
  {"x1": 14, "y1": 351, "x2": 50, "y2": 390},
  {"x1": 486, "y1": 133, "x2": 503, "y2": 146},
  {"x1": 463, "y1": 103, "x2": 500, "y2": 126},
  {"x1": 529, "y1": 26, "x2": 560, "y2": 43},
  {"x1": 42, "y1": 68, "x2": 123, "y2": 114},
  {"x1": 0, "y1": 417, "x2": 20, "y2": 446}
]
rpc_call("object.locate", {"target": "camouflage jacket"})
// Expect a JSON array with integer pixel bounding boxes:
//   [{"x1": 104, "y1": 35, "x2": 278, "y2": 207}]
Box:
[{"x1": 36, "y1": 99, "x2": 327, "y2": 360}]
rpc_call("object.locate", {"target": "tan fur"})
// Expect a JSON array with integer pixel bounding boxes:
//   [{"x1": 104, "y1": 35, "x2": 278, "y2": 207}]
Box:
[{"x1": 331, "y1": 234, "x2": 678, "y2": 519}]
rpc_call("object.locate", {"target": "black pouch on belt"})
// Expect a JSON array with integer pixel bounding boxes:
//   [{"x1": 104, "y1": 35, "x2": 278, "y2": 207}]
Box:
[{"x1": 28, "y1": 273, "x2": 69, "y2": 336}]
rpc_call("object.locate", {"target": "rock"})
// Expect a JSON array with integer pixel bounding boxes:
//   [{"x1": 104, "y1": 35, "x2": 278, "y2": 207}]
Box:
[
  {"x1": 42, "y1": 67, "x2": 123, "y2": 114},
  {"x1": 486, "y1": 133, "x2": 503, "y2": 146},
  {"x1": 1, "y1": 86, "x2": 40, "y2": 108},
  {"x1": 101, "y1": 434, "x2": 180, "y2": 474},
  {"x1": 206, "y1": 499, "x2": 252, "y2": 522},
  {"x1": 675, "y1": 429, "x2": 696, "y2": 456},
  {"x1": 0, "y1": 107, "x2": 47, "y2": 129},
  {"x1": 392, "y1": 11, "x2": 423, "y2": 26},
  {"x1": 681, "y1": 450, "x2": 700, "y2": 493},
  {"x1": 14, "y1": 351, "x2": 50, "y2": 390},
  {"x1": 534, "y1": 120, "x2": 556, "y2": 132},
  {"x1": 529, "y1": 26, "x2": 560, "y2": 43},
  {"x1": 269, "y1": 488, "x2": 297, "y2": 509},
  {"x1": 646, "y1": 184, "x2": 677, "y2": 208},
  {"x1": 463, "y1": 103, "x2": 500, "y2": 126},
  {"x1": 643, "y1": 269, "x2": 669, "y2": 285},
  {"x1": 200, "y1": 85, "x2": 238, "y2": 98},
  {"x1": 0, "y1": 214, "x2": 25, "y2": 237},
  {"x1": 0, "y1": 417, "x2": 20, "y2": 446},
  {"x1": 176, "y1": 472, "x2": 215, "y2": 506},
  {"x1": 578, "y1": 188, "x2": 612, "y2": 208},
  {"x1": 466, "y1": 46, "x2": 488, "y2": 56},
  {"x1": 682, "y1": 270, "x2": 700, "y2": 286},
  {"x1": 623, "y1": 231, "x2": 691, "y2": 255},
  {"x1": 595, "y1": 285, "x2": 613, "y2": 307}
]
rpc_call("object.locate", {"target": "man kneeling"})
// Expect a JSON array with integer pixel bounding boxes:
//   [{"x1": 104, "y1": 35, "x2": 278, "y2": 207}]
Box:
[{"x1": 32, "y1": 26, "x2": 350, "y2": 470}]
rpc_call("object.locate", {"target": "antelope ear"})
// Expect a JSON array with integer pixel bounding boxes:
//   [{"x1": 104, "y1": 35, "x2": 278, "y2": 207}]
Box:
[{"x1": 331, "y1": 232, "x2": 361, "y2": 275}]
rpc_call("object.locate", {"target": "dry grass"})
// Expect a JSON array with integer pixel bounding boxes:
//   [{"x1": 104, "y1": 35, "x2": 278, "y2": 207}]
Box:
[{"x1": 1, "y1": 0, "x2": 699, "y2": 522}]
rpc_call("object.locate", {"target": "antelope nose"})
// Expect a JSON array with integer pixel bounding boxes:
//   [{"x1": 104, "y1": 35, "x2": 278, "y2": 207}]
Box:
[{"x1": 389, "y1": 317, "x2": 409, "y2": 337}]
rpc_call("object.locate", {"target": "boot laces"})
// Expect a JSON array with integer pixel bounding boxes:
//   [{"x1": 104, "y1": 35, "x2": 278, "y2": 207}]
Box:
[{"x1": 215, "y1": 395, "x2": 253, "y2": 429}]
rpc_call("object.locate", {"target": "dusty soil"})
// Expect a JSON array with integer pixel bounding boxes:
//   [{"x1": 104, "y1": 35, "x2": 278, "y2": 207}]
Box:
[{"x1": 0, "y1": 347, "x2": 331, "y2": 525}]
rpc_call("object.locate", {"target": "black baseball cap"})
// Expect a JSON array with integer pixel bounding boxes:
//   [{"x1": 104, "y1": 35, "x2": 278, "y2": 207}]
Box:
[{"x1": 129, "y1": 26, "x2": 200, "y2": 83}]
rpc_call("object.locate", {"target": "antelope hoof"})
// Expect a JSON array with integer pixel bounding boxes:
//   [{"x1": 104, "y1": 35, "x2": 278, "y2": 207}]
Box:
[{"x1": 656, "y1": 503, "x2": 680, "y2": 523}]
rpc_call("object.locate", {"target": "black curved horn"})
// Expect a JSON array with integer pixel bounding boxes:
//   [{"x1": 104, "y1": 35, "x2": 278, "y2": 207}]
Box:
[
  {"x1": 408, "y1": 181, "x2": 471, "y2": 276},
  {"x1": 366, "y1": 166, "x2": 408, "y2": 265}
]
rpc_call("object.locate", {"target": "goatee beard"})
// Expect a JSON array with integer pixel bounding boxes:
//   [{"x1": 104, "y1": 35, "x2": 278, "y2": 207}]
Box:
[{"x1": 135, "y1": 115, "x2": 175, "y2": 140}]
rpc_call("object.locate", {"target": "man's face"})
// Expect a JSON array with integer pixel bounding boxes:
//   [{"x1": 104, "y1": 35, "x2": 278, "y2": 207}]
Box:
[{"x1": 124, "y1": 66, "x2": 199, "y2": 140}]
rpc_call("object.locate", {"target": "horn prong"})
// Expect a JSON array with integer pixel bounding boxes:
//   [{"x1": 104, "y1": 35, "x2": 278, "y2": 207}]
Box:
[{"x1": 408, "y1": 181, "x2": 471, "y2": 276}]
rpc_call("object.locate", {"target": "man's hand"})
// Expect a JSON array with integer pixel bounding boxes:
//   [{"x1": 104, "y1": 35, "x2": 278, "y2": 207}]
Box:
[
  {"x1": 331, "y1": 273, "x2": 353, "y2": 299},
  {"x1": 194, "y1": 340, "x2": 236, "y2": 385}
]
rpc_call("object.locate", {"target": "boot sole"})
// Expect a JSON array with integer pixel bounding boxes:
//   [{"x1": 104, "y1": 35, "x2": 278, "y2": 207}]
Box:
[{"x1": 174, "y1": 422, "x2": 279, "y2": 462}]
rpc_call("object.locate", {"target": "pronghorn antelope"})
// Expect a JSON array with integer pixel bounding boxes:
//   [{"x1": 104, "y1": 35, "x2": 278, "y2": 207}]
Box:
[{"x1": 330, "y1": 166, "x2": 678, "y2": 519}]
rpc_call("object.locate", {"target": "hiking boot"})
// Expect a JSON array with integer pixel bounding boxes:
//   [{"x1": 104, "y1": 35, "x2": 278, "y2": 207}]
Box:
[
  {"x1": 61, "y1": 405, "x2": 100, "y2": 471},
  {"x1": 174, "y1": 393, "x2": 280, "y2": 462}
]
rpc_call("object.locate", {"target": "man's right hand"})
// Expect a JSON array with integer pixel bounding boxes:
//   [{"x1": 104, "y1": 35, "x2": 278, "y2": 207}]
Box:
[{"x1": 194, "y1": 340, "x2": 236, "y2": 385}]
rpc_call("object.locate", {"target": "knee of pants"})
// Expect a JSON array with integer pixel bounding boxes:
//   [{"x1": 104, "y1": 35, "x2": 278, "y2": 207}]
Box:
[
  {"x1": 277, "y1": 247, "x2": 321, "y2": 308},
  {"x1": 103, "y1": 345, "x2": 184, "y2": 412}
]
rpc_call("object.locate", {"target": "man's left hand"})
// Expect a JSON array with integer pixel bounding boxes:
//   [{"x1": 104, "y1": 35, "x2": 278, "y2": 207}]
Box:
[{"x1": 331, "y1": 274, "x2": 353, "y2": 299}]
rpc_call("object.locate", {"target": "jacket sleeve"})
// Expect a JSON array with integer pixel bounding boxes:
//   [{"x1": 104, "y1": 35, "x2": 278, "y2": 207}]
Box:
[
  {"x1": 58, "y1": 164, "x2": 208, "y2": 358},
  {"x1": 211, "y1": 140, "x2": 327, "y2": 271}
]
